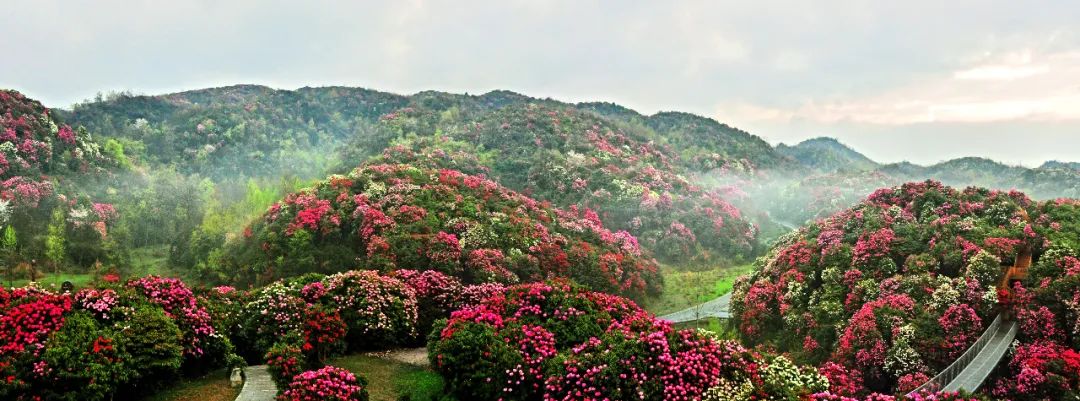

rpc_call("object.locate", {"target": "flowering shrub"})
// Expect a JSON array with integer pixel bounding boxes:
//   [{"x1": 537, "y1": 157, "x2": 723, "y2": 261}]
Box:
[
  {"x1": 430, "y1": 280, "x2": 755, "y2": 400},
  {"x1": 0, "y1": 292, "x2": 72, "y2": 356},
  {"x1": 0, "y1": 278, "x2": 233, "y2": 400},
  {"x1": 237, "y1": 282, "x2": 307, "y2": 359},
  {"x1": 127, "y1": 276, "x2": 217, "y2": 359},
  {"x1": 302, "y1": 270, "x2": 417, "y2": 348},
  {"x1": 389, "y1": 269, "x2": 463, "y2": 339},
  {"x1": 266, "y1": 342, "x2": 306, "y2": 391},
  {"x1": 278, "y1": 365, "x2": 369, "y2": 401},
  {"x1": 300, "y1": 306, "x2": 346, "y2": 362},
  {"x1": 992, "y1": 341, "x2": 1080, "y2": 400}
]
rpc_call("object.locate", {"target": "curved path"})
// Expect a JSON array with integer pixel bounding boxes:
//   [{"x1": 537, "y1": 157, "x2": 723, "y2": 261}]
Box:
[
  {"x1": 235, "y1": 365, "x2": 276, "y2": 401},
  {"x1": 658, "y1": 292, "x2": 732, "y2": 323}
]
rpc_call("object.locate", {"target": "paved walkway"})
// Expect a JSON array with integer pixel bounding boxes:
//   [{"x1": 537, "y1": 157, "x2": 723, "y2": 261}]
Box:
[
  {"x1": 657, "y1": 292, "x2": 732, "y2": 323},
  {"x1": 366, "y1": 347, "x2": 429, "y2": 367},
  {"x1": 235, "y1": 365, "x2": 277, "y2": 401}
]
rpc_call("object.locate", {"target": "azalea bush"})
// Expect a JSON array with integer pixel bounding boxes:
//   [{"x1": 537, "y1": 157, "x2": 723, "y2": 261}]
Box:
[
  {"x1": 301, "y1": 270, "x2": 417, "y2": 349},
  {"x1": 266, "y1": 341, "x2": 306, "y2": 391},
  {"x1": 277, "y1": 365, "x2": 369, "y2": 401},
  {"x1": 429, "y1": 280, "x2": 756, "y2": 400},
  {"x1": 0, "y1": 278, "x2": 237, "y2": 400}
]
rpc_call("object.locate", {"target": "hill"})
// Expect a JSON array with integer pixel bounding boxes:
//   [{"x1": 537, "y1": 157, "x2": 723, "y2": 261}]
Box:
[
  {"x1": 219, "y1": 163, "x2": 662, "y2": 300},
  {"x1": 733, "y1": 180, "x2": 1080, "y2": 397},
  {"x1": 0, "y1": 90, "x2": 123, "y2": 270},
  {"x1": 776, "y1": 137, "x2": 879, "y2": 173}
]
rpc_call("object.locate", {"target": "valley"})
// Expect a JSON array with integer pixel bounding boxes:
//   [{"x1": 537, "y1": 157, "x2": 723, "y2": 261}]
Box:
[{"x1": 3, "y1": 85, "x2": 1080, "y2": 400}]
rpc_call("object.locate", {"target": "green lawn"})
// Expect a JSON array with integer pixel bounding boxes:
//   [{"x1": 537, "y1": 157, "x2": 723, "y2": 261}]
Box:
[
  {"x1": 644, "y1": 263, "x2": 754, "y2": 315},
  {"x1": 329, "y1": 354, "x2": 447, "y2": 401},
  {"x1": 4, "y1": 245, "x2": 179, "y2": 290},
  {"x1": 140, "y1": 369, "x2": 240, "y2": 401},
  {"x1": 6, "y1": 272, "x2": 92, "y2": 289}
]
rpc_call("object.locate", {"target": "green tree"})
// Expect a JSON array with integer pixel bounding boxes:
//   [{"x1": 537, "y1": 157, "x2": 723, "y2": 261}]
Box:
[
  {"x1": 2, "y1": 225, "x2": 15, "y2": 287},
  {"x1": 45, "y1": 208, "x2": 66, "y2": 283}
]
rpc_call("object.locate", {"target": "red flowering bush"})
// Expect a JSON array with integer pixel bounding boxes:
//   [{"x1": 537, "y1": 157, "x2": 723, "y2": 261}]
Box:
[
  {"x1": 266, "y1": 342, "x2": 306, "y2": 391},
  {"x1": 278, "y1": 365, "x2": 369, "y2": 401},
  {"x1": 0, "y1": 278, "x2": 236, "y2": 400},
  {"x1": 0, "y1": 292, "x2": 72, "y2": 356},
  {"x1": 430, "y1": 280, "x2": 754, "y2": 400},
  {"x1": 992, "y1": 341, "x2": 1080, "y2": 400},
  {"x1": 300, "y1": 306, "x2": 346, "y2": 362}
]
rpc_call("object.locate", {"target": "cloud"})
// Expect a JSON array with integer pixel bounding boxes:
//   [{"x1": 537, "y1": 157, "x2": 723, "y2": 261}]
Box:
[
  {"x1": 2, "y1": 1, "x2": 1080, "y2": 165},
  {"x1": 724, "y1": 48, "x2": 1080, "y2": 125}
]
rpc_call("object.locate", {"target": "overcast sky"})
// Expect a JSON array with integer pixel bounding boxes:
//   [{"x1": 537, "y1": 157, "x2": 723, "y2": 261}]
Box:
[{"x1": 3, "y1": 1, "x2": 1079, "y2": 166}]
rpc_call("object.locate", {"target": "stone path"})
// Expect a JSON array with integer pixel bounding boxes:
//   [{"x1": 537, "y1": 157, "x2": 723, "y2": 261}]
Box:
[
  {"x1": 235, "y1": 365, "x2": 276, "y2": 401},
  {"x1": 366, "y1": 347, "x2": 430, "y2": 367}
]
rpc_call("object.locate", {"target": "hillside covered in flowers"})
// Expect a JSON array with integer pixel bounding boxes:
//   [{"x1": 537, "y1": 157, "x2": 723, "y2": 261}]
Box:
[
  {"x1": 220, "y1": 162, "x2": 662, "y2": 300},
  {"x1": 733, "y1": 180, "x2": 1080, "y2": 399},
  {"x1": 0, "y1": 90, "x2": 124, "y2": 274}
]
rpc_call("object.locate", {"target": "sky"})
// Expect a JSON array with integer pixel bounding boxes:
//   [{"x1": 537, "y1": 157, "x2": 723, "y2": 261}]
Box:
[{"x1": 3, "y1": 0, "x2": 1079, "y2": 166}]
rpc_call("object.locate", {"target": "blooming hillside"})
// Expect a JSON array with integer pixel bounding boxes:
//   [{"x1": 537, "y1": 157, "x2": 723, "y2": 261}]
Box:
[
  {"x1": 0, "y1": 90, "x2": 121, "y2": 269},
  {"x1": 224, "y1": 163, "x2": 661, "y2": 300},
  {"x1": 733, "y1": 180, "x2": 1080, "y2": 398},
  {"x1": 375, "y1": 103, "x2": 760, "y2": 265}
]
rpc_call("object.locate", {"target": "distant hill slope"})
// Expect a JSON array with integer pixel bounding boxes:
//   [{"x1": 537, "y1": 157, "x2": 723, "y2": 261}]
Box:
[
  {"x1": 1042, "y1": 160, "x2": 1080, "y2": 171},
  {"x1": 776, "y1": 137, "x2": 879, "y2": 173},
  {"x1": 59, "y1": 85, "x2": 790, "y2": 181}
]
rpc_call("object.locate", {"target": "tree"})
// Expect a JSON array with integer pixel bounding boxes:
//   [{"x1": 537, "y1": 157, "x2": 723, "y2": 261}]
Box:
[
  {"x1": 2, "y1": 225, "x2": 16, "y2": 287},
  {"x1": 45, "y1": 208, "x2": 66, "y2": 283}
]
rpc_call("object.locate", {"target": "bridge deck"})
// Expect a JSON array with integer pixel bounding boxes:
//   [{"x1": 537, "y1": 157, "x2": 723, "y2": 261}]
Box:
[
  {"x1": 942, "y1": 320, "x2": 1017, "y2": 393},
  {"x1": 657, "y1": 292, "x2": 732, "y2": 323}
]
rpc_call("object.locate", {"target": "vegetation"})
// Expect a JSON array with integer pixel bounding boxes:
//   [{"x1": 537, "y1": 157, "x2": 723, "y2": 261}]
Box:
[
  {"x1": 2, "y1": 85, "x2": 1079, "y2": 399},
  {"x1": 734, "y1": 181, "x2": 1080, "y2": 399}
]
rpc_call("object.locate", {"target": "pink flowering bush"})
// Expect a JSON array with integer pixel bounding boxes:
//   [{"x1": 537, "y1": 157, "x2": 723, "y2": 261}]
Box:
[
  {"x1": 278, "y1": 365, "x2": 369, "y2": 401},
  {"x1": 301, "y1": 270, "x2": 417, "y2": 349},
  {"x1": 388, "y1": 269, "x2": 463, "y2": 340},
  {"x1": 127, "y1": 276, "x2": 218, "y2": 359},
  {"x1": 430, "y1": 280, "x2": 755, "y2": 400}
]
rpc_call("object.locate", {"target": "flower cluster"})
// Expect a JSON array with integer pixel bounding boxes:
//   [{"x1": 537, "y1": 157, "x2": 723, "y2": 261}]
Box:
[
  {"x1": 431, "y1": 280, "x2": 753, "y2": 400},
  {"x1": 127, "y1": 276, "x2": 217, "y2": 357},
  {"x1": 302, "y1": 270, "x2": 417, "y2": 347},
  {"x1": 277, "y1": 366, "x2": 368, "y2": 401},
  {"x1": 0, "y1": 293, "x2": 72, "y2": 356}
]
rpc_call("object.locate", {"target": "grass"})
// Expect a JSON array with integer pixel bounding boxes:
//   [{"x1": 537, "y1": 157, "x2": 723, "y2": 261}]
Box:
[
  {"x1": 6, "y1": 272, "x2": 92, "y2": 289},
  {"x1": 129, "y1": 245, "x2": 174, "y2": 276},
  {"x1": 329, "y1": 353, "x2": 446, "y2": 401},
  {"x1": 644, "y1": 263, "x2": 754, "y2": 315},
  {"x1": 140, "y1": 369, "x2": 240, "y2": 401},
  {"x1": 4, "y1": 245, "x2": 179, "y2": 290}
]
